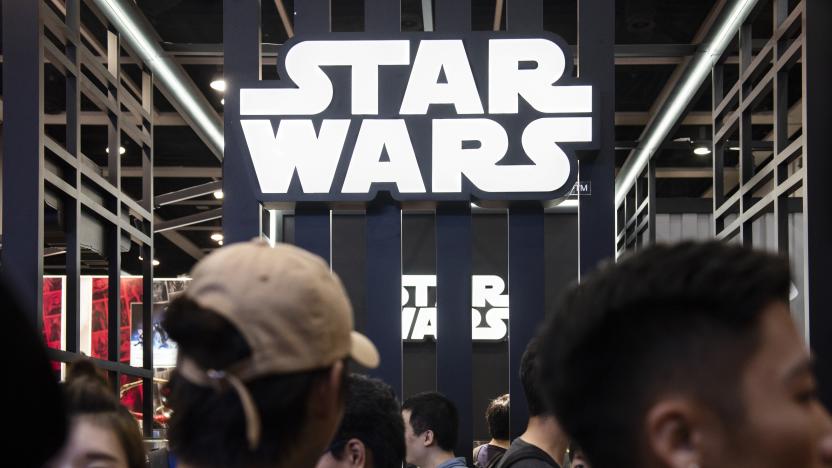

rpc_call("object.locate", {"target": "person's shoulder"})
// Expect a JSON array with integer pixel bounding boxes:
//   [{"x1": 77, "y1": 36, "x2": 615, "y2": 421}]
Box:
[
  {"x1": 506, "y1": 459, "x2": 558, "y2": 468},
  {"x1": 498, "y1": 439, "x2": 559, "y2": 468}
]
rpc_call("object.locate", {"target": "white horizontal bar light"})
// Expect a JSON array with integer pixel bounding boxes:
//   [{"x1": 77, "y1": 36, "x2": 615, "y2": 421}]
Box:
[
  {"x1": 92, "y1": 0, "x2": 225, "y2": 156},
  {"x1": 614, "y1": 0, "x2": 758, "y2": 205}
]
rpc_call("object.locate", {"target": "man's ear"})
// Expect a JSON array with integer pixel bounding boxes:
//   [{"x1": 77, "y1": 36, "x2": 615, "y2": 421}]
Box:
[
  {"x1": 344, "y1": 438, "x2": 367, "y2": 467},
  {"x1": 644, "y1": 398, "x2": 705, "y2": 468},
  {"x1": 309, "y1": 360, "x2": 345, "y2": 418},
  {"x1": 423, "y1": 429, "x2": 435, "y2": 448}
]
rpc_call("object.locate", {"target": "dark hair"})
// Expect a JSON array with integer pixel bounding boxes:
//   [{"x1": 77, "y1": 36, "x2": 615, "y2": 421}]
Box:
[
  {"x1": 64, "y1": 360, "x2": 146, "y2": 468},
  {"x1": 485, "y1": 394, "x2": 510, "y2": 440},
  {"x1": 329, "y1": 374, "x2": 405, "y2": 468},
  {"x1": 162, "y1": 296, "x2": 337, "y2": 468},
  {"x1": 402, "y1": 392, "x2": 459, "y2": 452},
  {"x1": 3, "y1": 277, "x2": 68, "y2": 467},
  {"x1": 520, "y1": 340, "x2": 548, "y2": 416},
  {"x1": 537, "y1": 241, "x2": 792, "y2": 468}
]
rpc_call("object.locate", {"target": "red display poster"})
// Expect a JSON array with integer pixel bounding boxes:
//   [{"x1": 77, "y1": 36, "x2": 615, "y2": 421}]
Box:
[
  {"x1": 42, "y1": 277, "x2": 64, "y2": 351},
  {"x1": 90, "y1": 277, "x2": 143, "y2": 363}
]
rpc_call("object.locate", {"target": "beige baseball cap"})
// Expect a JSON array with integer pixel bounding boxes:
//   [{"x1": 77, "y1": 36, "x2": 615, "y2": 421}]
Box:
[{"x1": 174, "y1": 239, "x2": 379, "y2": 448}]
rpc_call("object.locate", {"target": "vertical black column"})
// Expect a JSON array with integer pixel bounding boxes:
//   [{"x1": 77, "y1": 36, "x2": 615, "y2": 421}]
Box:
[
  {"x1": 292, "y1": 0, "x2": 332, "y2": 262},
  {"x1": 506, "y1": 0, "x2": 545, "y2": 440},
  {"x1": 223, "y1": 0, "x2": 262, "y2": 244},
  {"x1": 141, "y1": 69, "x2": 156, "y2": 437},
  {"x1": 363, "y1": 0, "x2": 403, "y2": 398},
  {"x1": 577, "y1": 0, "x2": 615, "y2": 275},
  {"x1": 803, "y1": 0, "x2": 832, "y2": 409},
  {"x1": 433, "y1": 1, "x2": 473, "y2": 460},
  {"x1": 106, "y1": 30, "x2": 122, "y2": 367},
  {"x1": 65, "y1": 0, "x2": 82, "y2": 355},
  {"x1": 295, "y1": 0, "x2": 331, "y2": 33},
  {"x1": 2, "y1": 0, "x2": 44, "y2": 324},
  {"x1": 436, "y1": 203, "x2": 472, "y2": 459},
  {"x1": 365, "y1": 199, "x2": 403, "y2": 396},
  {"x1": 507, "y1": 205, "x2": 544, "y2": 438},
  {"x1": 435, "y1": 0, "x2": 471, "y2": 32}
]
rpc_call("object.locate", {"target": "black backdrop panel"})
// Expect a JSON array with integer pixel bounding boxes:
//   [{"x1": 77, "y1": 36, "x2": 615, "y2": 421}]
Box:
[{"x1": 284, "y1": 211, "x2": 578, "y2": 441}]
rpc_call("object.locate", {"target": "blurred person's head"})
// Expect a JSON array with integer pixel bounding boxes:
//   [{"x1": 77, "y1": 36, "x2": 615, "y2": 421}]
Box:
[
  {"x1": 163, "y1": 241, "x2": 379, "y2": 468},
  {"x1": 3, "y1": 278, "x2": 67, "y2": 467},
  {"x1": 518, "y1": 339, "x2": 569, "y2": 465},
  {"x1": 520, "y1": 339, "x2": 550, "y2": 418},
  {"x1": 539, "y1": 241, "x2": 832, "y2": 468},
  {"x1": 401, "y1": 392, "x2": 459, "y2": 466},
  {"x1": 316, "y1": 374, "x2": 405, "y2": 468},
  {"x1": 48, "y1": 360, "x2": 145, "y2": 468},
  {"x1": 485, "y1": 394, "x2": 510, "y2": 443}
]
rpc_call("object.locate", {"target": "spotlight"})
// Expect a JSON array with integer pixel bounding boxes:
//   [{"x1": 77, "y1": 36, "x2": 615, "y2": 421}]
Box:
[
  {"x1": 210, "y1": 79, "x2": 226, "y2": 92},
  {"x1": 213, "y1": 190, "x2": 224, "y2": 200},
  {"x1": 210, "y1": 233, "x2": 224, "y2": 242},
  {"x1": 105, "y1": 146, "x2": 126, "y2": 155},
  {"x1": 152, "y1": 259, "x2": 160, "y2": 267},
  {"x1": 218, "y1": 240, "x2": 224, "y2": 246},
  {"x1": 221, "y1": 98, "x2": 225, "y2": 105},
  {"x1": 693, "y1": 145, "x2": 712, "y2": 156}
]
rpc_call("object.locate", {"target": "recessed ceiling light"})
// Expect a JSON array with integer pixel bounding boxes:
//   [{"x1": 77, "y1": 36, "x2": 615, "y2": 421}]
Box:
[
  {"x1": 210, "y1": 233, "x2": 224, "y2": 242},
  {"x1": 152, "y1": 259, "x2": 160, "y2": 266},
  {"x1": 218, "y1": 240, "x2": 224, "y2": 246},
  {"x1": 221, "y1": 98, "x2": 225, "y2": 105},
  {"x1": 693, "y1": 145, "x2": 712, "y2": 156},
  {"x1": 105, "y1": 146, "x2": 126, "y2": 155},
  {"x1": 213, "y1": 190, "x2": 224, "y2": 200},
  {"x1": 210, "y1": 79, "x2": 226, "y2": 92}
]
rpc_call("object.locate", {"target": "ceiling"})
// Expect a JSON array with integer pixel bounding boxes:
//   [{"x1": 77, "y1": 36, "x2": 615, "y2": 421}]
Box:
[{"x1": 5, "y1": 0, "x2": 782, "y2": 276}]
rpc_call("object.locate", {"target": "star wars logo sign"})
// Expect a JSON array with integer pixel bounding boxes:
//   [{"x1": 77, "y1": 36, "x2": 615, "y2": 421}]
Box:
[
  {"x1": 236, "y1": 32, "x2": 597, "y2": 202},
  {"x1": 402, "y1": 275, "x2": 509, "y2": 341}
]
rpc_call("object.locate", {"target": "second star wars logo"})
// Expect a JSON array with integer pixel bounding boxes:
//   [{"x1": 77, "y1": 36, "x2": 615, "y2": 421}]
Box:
[{"x1": 402, "y1": 274, "x2": 509, "y2": 342}]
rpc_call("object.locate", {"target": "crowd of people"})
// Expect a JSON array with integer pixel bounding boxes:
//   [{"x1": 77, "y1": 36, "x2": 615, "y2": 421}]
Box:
[{"x1": 10, "y1": 239, "x2": 832, "y2": 468}]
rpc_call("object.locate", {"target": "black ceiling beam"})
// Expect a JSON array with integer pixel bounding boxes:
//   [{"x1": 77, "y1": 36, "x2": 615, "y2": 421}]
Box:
[
  {"x1": 159, "y1": 41, "x2": 695, "y2": 57},
  {"x1": 154, "y1": 208, "x2": 224, "y2": 233},
  {"x1": 153, "y1": 180, "x2": 222, "y2": 207}
]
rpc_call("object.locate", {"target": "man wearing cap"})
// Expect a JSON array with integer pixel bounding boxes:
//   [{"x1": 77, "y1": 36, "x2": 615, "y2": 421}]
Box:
[{"x1": 161, "y1": 240, "x2": 380, "y2": 468}]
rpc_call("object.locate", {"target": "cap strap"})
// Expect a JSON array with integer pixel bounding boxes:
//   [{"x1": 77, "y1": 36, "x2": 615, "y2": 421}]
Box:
[{"x1": 177, "y1": 357, "x2": 262, "y2": 450}]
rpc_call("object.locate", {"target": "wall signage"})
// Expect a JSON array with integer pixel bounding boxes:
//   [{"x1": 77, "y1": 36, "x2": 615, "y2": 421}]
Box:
[
  {"x1": 402, "y1": 274, "x2": 509, "y2": 341},
  {"x1": 235, "y1": 32, "x2": 598, "y2": 203}
]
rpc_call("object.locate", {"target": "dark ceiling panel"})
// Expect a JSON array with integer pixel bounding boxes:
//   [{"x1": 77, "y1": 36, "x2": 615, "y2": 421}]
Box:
[
  {"x1": 142, "y1": 0, "x2": 223, "y2": 44},
  {"x1": 615, "y1": 0, "x2": 713, "y2": 44},
  {"x1": 616, "y1": 64, "x2": 677, "y2": 111}
]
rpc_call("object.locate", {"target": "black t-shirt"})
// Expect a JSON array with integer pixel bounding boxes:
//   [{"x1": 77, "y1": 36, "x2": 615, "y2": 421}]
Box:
[{"x1": 494, "y1": 438, "x2": 560, "y2": 468}]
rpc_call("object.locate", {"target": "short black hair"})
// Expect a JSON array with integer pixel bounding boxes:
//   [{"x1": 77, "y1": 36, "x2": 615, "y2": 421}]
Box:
[
  {"x1": 538, "y1": 242, "x2": 791, "y2": 468},
  {"x1": 163, "y1": 296, "x2": 339, "y2": 468},
  {"x1": 402, "y1": 392, "x2": 459, "y2": 452},
  {"x1": 329, "y1": 374, "x2": 405, "y2": 468},
  {"x1": 485, "y1": 394, "x2": 510, "y2": 440},
  {"x1": 520, "y1": 339, "x2": 548, "y2": 416}
]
